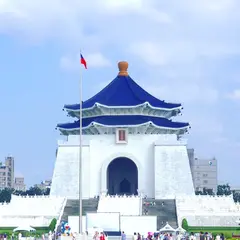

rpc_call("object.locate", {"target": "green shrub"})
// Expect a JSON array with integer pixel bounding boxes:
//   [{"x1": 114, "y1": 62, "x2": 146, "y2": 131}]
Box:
[
  {"x1": 0, "y1": 226, "x2": 50, "y2": 237},
  {"x1": 49, "y1": 218, "x2": 57, "y2": 231},
  {"x1": 182, "y1": 218, "x2": 189, "y2": 231}
]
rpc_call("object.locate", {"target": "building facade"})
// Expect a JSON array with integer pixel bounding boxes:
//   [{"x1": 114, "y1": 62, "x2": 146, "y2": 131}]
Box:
[
  {"x1": 35, "y1": 180, "x2": 51, "y2": 191},
  {"x1": 14, "y1": 177, "x2": 26, "y2": 191},
  {"x1": 188, "y1": 148, "x2": 218, "y2": 193},
  {"x1": 51, "y1": 61, "x2": 195, "y2": 199},
  {"x1": 0, "y1": 156, "x2": 14, "y2": 189},
  {"x1": 0, "y1": 156, "x2": 26, "y2": 191}
]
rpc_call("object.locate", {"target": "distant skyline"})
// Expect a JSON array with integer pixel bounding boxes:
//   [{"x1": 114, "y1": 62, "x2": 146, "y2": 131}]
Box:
[{"x1": 0, "y1": 0, "x2": 240, "y2": 187}]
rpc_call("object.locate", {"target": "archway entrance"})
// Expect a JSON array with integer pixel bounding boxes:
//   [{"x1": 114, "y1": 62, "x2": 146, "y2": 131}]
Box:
[{"x1": 107, "y1": 157, "x2": 138, "y2": 195}]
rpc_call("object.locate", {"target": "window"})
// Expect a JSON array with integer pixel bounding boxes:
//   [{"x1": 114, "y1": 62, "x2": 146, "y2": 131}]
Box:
[
  {"x1": 203, "y1": 180, "x2": 208, "y2": 184},
  {"x1": 119, "y1": 130, "x2": 126, "y2": 141},
  {"x1": 203, "y1": 173, "x2": 208, "y2": 177},
  {"x1": 116, "y1": 128, "x2": 128, "y2": 144}
]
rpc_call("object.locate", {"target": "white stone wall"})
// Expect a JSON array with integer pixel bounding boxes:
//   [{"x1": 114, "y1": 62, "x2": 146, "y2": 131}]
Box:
[
  {"x1": 50, "y1": 134, "x2": 194, "y2": 199},
  {"x1": 0, "y1": 195, "x2": 66, "y2": 227},
  {"x1": 50, "y1": 142, "x2": 90, "y2": 199},
  {"x1": 176, "y1": 195, "x2": 240, "y2": 227},
  {"x1": 154, "y1": 141, "x2": 195, "y2": 199}
]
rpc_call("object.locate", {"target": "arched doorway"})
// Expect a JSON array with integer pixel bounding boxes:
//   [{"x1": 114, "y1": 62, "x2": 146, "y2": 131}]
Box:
[{"x1": 107, "y1": 157, "x2": 138, "y2": 195}]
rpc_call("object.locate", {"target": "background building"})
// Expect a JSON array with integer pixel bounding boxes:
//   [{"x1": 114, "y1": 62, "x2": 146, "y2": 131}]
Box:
[
  {"x1": 0, "y1": 156, "x2": 26, "y2": 191},
  {"x1": 0, "y1": 156, "x2": 14, "y2": 189},
  {"x1": 188, "y1": 148, "x2": 218, "y2": 193},
  {"x1": 14, "y1": 177, "x2": 26, "y2": 191},
  {"x1": 35, "y1": 180, "x2": 51, "y2": 191}
]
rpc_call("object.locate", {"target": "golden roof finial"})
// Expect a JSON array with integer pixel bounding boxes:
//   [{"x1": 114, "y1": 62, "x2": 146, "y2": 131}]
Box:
[{"x1": 118, "y1": 61, "x2": 129, "y2": 76}]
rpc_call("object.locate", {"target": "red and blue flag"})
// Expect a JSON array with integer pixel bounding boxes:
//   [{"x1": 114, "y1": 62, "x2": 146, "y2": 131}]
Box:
[{"x1": 80, "y1": 54, "x2": 87, "y2": 69}]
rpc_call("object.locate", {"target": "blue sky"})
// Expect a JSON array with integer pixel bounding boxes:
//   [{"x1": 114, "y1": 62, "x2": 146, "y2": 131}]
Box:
[{"x1": 0, "y1": 0, "x2": 240, "y2": 187}]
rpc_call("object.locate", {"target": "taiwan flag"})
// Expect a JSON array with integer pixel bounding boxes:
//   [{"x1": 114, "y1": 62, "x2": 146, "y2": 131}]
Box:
[{"x1": 80, "y1": 54, "x2": 87, "y2": 69}]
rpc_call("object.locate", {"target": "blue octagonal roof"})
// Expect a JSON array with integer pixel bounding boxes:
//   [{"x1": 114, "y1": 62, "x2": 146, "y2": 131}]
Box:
[
  {"x1": 57, "y1": 115, "x2": 189, "y2": 130},
  {"x1": 64, "y1": 75, "x2": 181, "y2": 110}
]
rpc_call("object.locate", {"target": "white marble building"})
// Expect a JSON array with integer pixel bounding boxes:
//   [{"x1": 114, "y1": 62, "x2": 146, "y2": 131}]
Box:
[
  {"x1": 51, "y1": 61, "x2": 195, "y2": 200},
  {"x1": 51, "y1": 134, "x2": 194, "y2": 199}
]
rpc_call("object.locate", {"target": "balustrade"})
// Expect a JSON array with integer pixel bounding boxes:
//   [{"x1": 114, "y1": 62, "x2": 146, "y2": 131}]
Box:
[
  {"x1": 176, "y1": 195, "x2": 240, "y2": 226},
  {"x1": 0, "y1": 195, "x2": 66, "y2": 227}
]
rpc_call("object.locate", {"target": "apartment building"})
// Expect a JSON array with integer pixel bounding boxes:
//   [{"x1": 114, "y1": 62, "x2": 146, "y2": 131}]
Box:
[
  {"x1": 14, "y1": 177, "x2": 26, "y2": 191},
  {"x1": 188, "y1": 148, "x2": 218, "y2": 193},
  {"x1": 0, "y1": 156, "x2": 14, "y2": 189},
  {"x1": 0, "y1": 156, "x2": 26, "y2": 191},
  {"x1": 35, "y1": 179, "x2": 51, "y2": 190}
]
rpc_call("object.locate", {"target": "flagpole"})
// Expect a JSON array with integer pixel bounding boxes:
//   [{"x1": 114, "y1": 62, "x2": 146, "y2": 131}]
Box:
[{"x1": 79, "y1": 53, "x2": 83, "y2": 234}]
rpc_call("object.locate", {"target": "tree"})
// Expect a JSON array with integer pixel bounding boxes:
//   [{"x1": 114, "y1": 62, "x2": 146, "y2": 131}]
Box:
[
  {"x1": 182, "y1": 218, "x2": 189, "y2": 230},
  {"x1": 44, "y1": 188, "x2": 50, "y2": 195},
  {"x1": 217, "y1": 184, "x2": 231, "y2": 196},
  {"x1": 195, "y1": 190, "x2": 203, "y2": 195},
  {"x1": 26, "y1": 186, "x2": 44, "y2": 196},
  {"x1": 195, "y1": 188, "x2": 214, "y2": 196},
  {"x1": 0, "y1": 185, "x2": 50, "y2": 203},
  {"x1": 203, "y1": 187, "x2": 214, "y2": 195},
  {"x1": 49, "y1": 218, "x2": 57, "y2": 231},
  {"x1": 0, "y1": 188, "x2": 13, "y2": 203},
  {"x1": 233, "y1": 191, "x2": 240, "y2": 202}
]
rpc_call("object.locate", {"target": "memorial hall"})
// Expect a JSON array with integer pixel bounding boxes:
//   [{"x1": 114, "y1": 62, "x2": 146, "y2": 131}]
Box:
[
  {"x1": 51, "y1": 61, "x2": 194, "y2": 200},
  {"x1": 47, "y1": 62, "x2": 240, "y2": 232},
  {"x1": 0, "y1": 61, "x2": 238, "y2": 234},
  {"x1": 0, "y1": 61, "x2": 236, "y2": 234}
]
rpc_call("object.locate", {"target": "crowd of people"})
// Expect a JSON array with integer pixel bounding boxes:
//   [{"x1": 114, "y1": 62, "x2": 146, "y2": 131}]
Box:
[
  {"x1": 58, "y1": 228, "x2": 226, "y2": 240},
  {"x1": 92, "y1": 232, "x2": 108, "y2": 240},
  {"x1": 119, "y1": 231, "x2": 225, "y2": 240}
]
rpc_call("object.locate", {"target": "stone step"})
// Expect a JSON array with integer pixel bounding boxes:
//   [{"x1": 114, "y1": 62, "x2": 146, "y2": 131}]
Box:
[
  {"x1": 62, "y1": 198, "x2": 177, "y2": 231},
  {"x1": 61, "y1": 199, "x2": 99, "y2": 222},
  {"x1": 142, "y1": 199, "x2": 178, "y2": 230}
]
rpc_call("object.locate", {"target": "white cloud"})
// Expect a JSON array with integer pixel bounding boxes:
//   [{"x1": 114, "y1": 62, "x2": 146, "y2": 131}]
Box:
[
  {"x1": 129, "y1": 42, "x2": 168, "y2": 66},
  {"x1": 129, "y1": 40, "x2": 240, "y2": 68},
  {"x1": 0, "y1": 0, "x2": 170, "y2": 41},
  {"x1": 95, "y1": 0, "x2": 171, "y2": 23},
  {"x1": 85, "y1": 53, "x2": 111, "y2": 68},
  {"x1": 1, "y1": 0, "x2": 236, "y2": 105},
  {"x1": 1, "y1": 0, "x2": 239, "y2": 59},
  {"x1": 60, "y1": 56, "x2": 78, "y2": 71},
  {"x1": 226, "y1": 89, "x2": 240, "y2": 100},
  {"x1": 191, "y1": 0, "x2": 236, "y2": 12},
  {"x1": 141, "y1": 82, "x2": 219, "y2": 104},
  {"x1": 1, "y1": 0, "x2": 240, "y2": 184},
  {"x1": 102, "y1": 0, "x2": 144, "y2": 12},
  {"x1": 189, "y1": 116, "x2": 223, "y2": 135}
]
